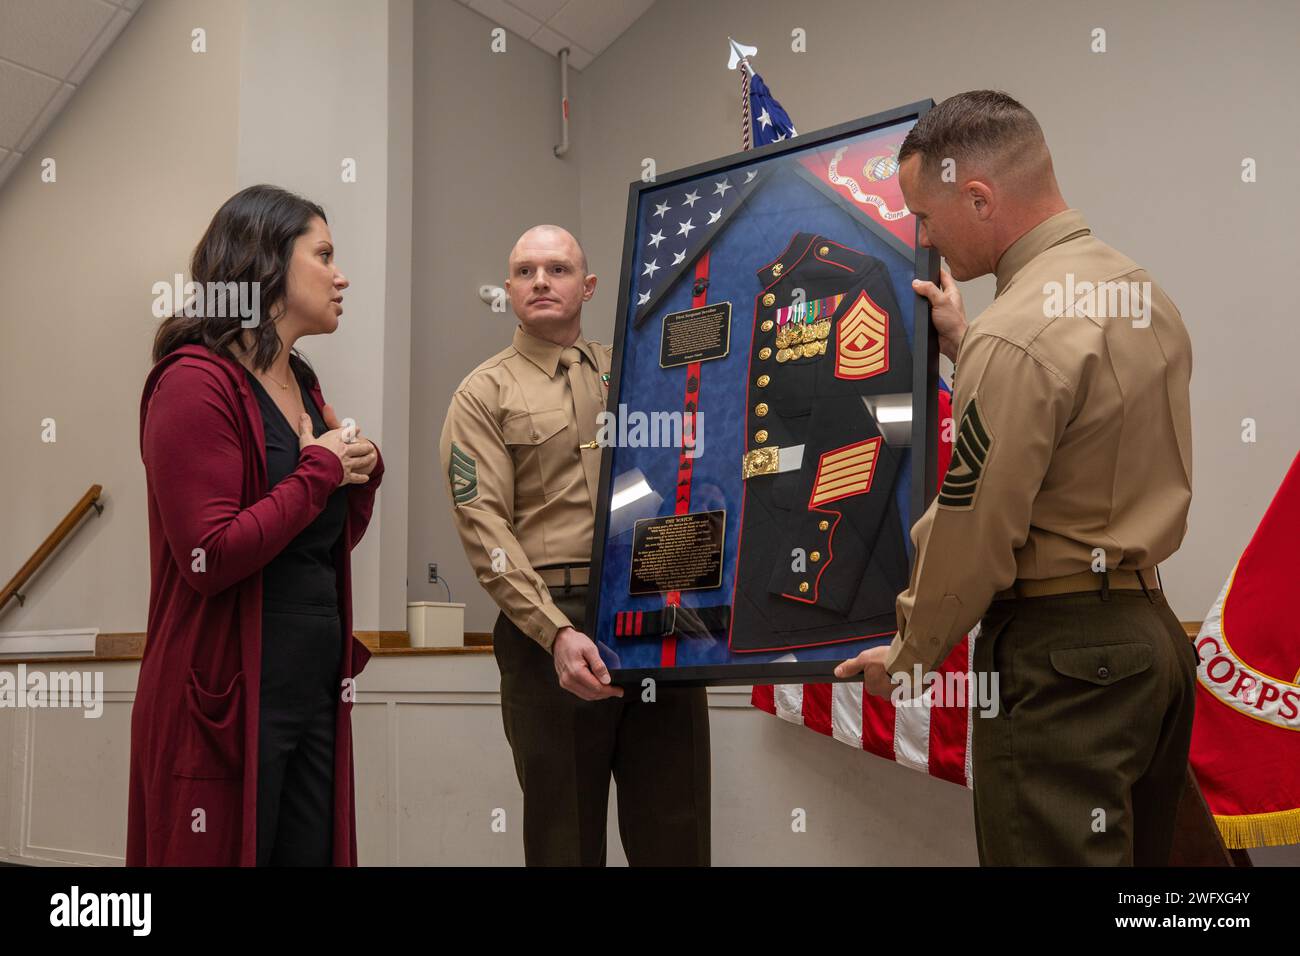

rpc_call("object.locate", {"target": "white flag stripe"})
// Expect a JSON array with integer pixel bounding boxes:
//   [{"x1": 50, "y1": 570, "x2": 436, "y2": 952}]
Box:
[
  {"x1": 774, "y1": 682, "x2": 804, "y2": 724},
  {"x1": 893, "y1": 687, "x2": 931, "y2": 772},
  {"x1": 831, "y1": 680, "x2": 864, "y2": 748}
]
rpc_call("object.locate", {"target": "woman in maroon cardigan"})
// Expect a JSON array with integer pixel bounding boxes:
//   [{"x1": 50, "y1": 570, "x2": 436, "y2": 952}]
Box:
[{"x1": 129, "y1": 185, "x2": 383, "y2": 866}]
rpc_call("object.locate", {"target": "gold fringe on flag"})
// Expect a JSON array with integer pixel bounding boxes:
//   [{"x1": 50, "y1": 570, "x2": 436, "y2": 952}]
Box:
[{"x1": 1216, "y1": 806, "x2": 1300, "y2": 848}]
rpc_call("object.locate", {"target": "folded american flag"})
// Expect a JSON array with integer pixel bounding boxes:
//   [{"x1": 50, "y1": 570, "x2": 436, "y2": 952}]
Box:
[{"x1": 751, "y1": 385, "x2": 979, "y2": 789}]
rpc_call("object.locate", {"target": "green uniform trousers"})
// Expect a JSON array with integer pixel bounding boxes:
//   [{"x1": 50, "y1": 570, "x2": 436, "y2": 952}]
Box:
[
  {"x1": 492, "y1": 584, "x2": 711, "y2": 866},
  {"x1": 971, "y1": 587, "x2": 1198, "y2": 865}
]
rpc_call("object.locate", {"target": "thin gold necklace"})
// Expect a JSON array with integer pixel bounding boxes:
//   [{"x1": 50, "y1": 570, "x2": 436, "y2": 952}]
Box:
[{"x1": 260, "y1": 367, "x2": 292, "y2": 390}]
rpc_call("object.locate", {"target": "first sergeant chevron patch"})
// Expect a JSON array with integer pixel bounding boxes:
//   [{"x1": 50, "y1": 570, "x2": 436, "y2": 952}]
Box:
[
  {"x1": 449, "y1": 442, "x2": 478, "y2": 505},
  {"x1": 938, "y1": 395, "x2": 993, "y2": 509}
]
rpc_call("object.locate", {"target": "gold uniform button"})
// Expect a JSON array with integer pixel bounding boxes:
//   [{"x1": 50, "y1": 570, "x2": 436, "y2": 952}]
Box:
[
  {"x1": 810, "y1": 551, "x2": 821, "y2": 562},
  {"x1": 759, "y1": 347, "x2": 772, "y2": 360},
  {"x1": 760, "y1": 319, "x2": 774, "y2": 332},
  {"x1": 755, "y1": 402, "x2": 769, "y2": 417},
  {"x1": 755, "y1": 429, "x2": 769, "y2": 443},
  {"x1": 798, "y1": 581, "x2": 810, "y2": 593},
  {"x1": 756, "y1": 374, "x2": 770, "y2": 387},
  {"x1": 762, "y1": 293, "x2": 776, "y2": 307},
  {"x1": 818, "y1": 520, "x2": 829, "y2": 531},
  {"x1": 819, "y1": 245, "x2": 830, "y2": 256},
  {"x1": 771, "y1": 262, "x2": 784, "y2": 277}
]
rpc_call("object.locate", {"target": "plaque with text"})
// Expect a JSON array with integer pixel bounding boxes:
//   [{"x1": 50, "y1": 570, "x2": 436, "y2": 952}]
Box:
[
  {"x1": 585, "y1": 101, "x2": 940, "y2": 686},
  {"x1": 659, "y1": 303, "x2": 731, "y2": 368},
  {"x1": 629, "y1": 510, "x2": 725, "y2": 594}
]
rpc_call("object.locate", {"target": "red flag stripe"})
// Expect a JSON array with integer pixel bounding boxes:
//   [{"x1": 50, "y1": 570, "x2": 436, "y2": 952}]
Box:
[{"x1": 802, "y1": 682, "x2": 833, "y2": 737}]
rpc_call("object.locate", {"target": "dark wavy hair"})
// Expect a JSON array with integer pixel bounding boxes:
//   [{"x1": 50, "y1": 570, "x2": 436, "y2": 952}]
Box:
[{"x1": 152, "y1": 184, "x2": 326, "y2": 388}]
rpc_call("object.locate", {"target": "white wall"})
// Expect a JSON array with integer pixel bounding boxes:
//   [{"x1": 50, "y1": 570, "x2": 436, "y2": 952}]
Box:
[
  {"x1": 6, "y1": 655, "x2": 1296, "y2": 866},
  {"x1": 406, "y1": 0, "x2": 582, "y2": 627},
  {"x1": 0, "y1": 659, "x2": 981, "y2": 866},
  {"x1": 236, "y1": 0, "x2": 413, "y2": 630},
  {"x1": 0, "y1": 0, "x2": 413, "y2": 634},
  {"x1": 0, "y1": 0, "x2": 243, "y2": 633}
]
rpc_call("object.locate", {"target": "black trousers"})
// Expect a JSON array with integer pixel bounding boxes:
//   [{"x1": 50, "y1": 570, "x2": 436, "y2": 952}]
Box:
[
  {"x1": 493, "y1": 585, "x2": 712, "y2": 866},
  {"x1": 971, "y1": 586, "x2": 1198, "y2": 865},
  {"x1": 257, "y1": 602, "x2": 342, "y2": 867}
]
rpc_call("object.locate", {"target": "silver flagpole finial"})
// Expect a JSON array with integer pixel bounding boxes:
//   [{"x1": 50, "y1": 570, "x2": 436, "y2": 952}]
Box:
[{"x1": 727, "y1": 37, "x2": 757, "y2": 73}]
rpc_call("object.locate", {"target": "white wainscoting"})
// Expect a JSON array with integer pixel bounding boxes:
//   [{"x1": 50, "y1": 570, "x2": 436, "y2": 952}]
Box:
[{"x1": 0, "y1": 656, "x2": 979, "y2": 866}]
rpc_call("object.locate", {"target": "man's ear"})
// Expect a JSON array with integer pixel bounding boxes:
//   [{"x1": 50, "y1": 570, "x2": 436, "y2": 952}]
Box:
[
  {"x1": 583, "y1": 274, "x2": 597, "y2": 301},
  {"x1": 968, "y1": 180, "x2": 994, "y2": 220}
]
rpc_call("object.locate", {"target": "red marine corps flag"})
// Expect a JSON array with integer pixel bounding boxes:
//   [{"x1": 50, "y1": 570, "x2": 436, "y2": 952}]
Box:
[
  {"x1": 1190, "y1": 450, "x2": 1300, "y2": 848},
  {"x1": 795, "y1": 126, "x2": 915, "y2": 252}
]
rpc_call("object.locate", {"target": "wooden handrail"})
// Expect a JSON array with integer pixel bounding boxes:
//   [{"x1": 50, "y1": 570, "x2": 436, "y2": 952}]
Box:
[{"x1": 0, "y1": 484, "x2": 104, "y2": 613}]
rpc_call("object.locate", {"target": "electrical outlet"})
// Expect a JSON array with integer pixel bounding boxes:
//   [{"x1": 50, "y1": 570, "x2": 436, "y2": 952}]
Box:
[{"x1": 428, "y1": 562, "x2": 439, "y2": 583}]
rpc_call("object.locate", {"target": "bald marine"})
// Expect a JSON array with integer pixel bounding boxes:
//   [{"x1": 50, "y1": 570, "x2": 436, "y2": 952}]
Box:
[{"x1": 504, "y1": 224, "x2": 597, "y2": 346}]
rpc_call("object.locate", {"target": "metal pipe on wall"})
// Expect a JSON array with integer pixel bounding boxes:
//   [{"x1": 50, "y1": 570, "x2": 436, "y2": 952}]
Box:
[{"x1": 554, "y1": 47, "x2": 570, "y2": 157}]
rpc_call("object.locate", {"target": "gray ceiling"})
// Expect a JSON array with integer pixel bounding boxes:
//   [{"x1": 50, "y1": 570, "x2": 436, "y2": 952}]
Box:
[
  {"x1": 456, "y1": 0, "x2": 655, "y2": 70},
  {"x1": 0, "y1": 0, "x2": 142, "y2": 192},
  {"x1": 0, "y1": 0, "x2": 653, "y2": 193}
]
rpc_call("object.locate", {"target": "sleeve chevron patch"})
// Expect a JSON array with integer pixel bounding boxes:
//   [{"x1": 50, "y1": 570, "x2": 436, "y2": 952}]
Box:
[
  {"x1": 449, "y1": 442, "x2": 479, "y2": 505},
  {"x1": 938, "y1": 395, "x2": 993, "y2": 510}
]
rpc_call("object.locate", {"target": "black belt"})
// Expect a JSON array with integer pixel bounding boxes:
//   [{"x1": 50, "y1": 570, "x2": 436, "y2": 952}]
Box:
[{"x1": 614, "y1": 604, "x2": 731, "y2": 640}]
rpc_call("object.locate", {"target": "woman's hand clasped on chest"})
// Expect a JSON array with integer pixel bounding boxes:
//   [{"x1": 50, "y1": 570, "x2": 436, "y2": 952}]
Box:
[{"x1": 297, "y1": 402, "x2": 377, "y2": 487}]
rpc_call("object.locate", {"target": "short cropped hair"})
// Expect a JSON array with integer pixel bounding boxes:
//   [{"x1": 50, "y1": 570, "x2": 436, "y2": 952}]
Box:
[
  {"x1": 898, "y1": 91, "x2": 1044, "y2": 177},
  {"x1": 510, "y1": 224, "x2": 588, "y2": 275}
]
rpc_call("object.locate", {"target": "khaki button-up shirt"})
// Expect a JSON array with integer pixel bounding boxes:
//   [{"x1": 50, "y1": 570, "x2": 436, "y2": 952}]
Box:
[
  {"x1": 885, "y1": 208, "x2": 1193, "y2": 676},
  {"x1": 440, "y1": 325, "x2": 611, "y2": 651}
]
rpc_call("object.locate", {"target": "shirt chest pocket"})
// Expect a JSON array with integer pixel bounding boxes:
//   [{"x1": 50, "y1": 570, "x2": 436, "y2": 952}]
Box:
[{"x1": 502, "y1": 407, "x2": 575, "y2": 501}]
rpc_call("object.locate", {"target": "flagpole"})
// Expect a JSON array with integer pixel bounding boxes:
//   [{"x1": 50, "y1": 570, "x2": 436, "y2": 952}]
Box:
[{"x1": 727, "y1": 37, "x2": 755, "y2": 77}]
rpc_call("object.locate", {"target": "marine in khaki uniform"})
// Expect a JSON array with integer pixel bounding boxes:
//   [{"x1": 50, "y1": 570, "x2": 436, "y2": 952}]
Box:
[
  {"x1": 837, "y1": 91, "x2": 1197, "y2": 865},
  {"x1": 439, "y1": 225, "x2": 710, "y2": 867}
]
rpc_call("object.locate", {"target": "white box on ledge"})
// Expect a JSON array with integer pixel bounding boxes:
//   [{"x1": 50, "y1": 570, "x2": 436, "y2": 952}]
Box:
[{"x1": 407, "y1": 602, "x2": 466, "y2": 648}]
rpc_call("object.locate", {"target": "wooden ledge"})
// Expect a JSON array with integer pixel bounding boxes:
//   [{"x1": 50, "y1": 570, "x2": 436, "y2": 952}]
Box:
[
  {"x1": 0, "y1": 630, "x2": 496, "y2": 665},
  {"x1": 0, "y1": 624, "x2": 1205, "y2": 667}
]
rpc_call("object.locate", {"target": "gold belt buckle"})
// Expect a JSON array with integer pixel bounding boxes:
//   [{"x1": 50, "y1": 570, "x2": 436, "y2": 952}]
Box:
[{"x1": 742, "y1": 446, "x2": 779, "y2": 479}]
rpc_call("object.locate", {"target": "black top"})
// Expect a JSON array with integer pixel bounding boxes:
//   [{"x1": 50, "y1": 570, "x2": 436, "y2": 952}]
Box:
[{"x1": 246, "y1": 365, "x2": 348, "y2": 609}]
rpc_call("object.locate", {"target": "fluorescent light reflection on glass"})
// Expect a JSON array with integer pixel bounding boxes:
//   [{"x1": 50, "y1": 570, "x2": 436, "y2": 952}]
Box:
[{"x1": 611, "y1": 478, "x2": 655, "y2": 511}]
